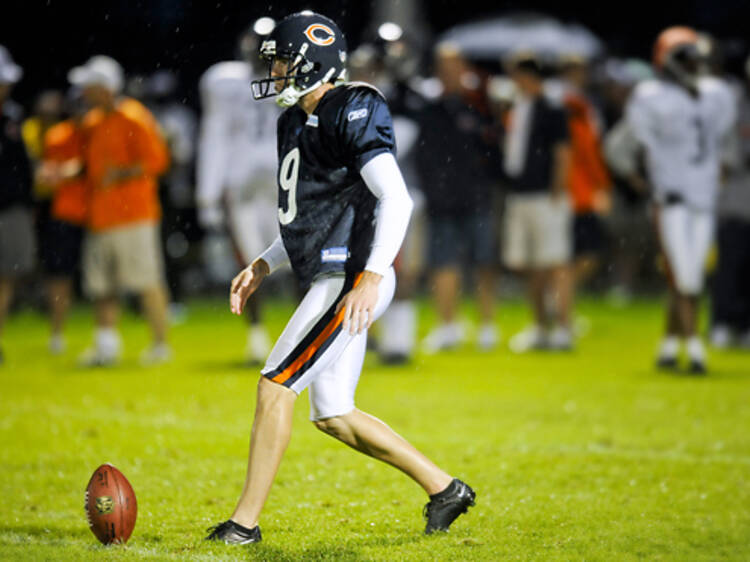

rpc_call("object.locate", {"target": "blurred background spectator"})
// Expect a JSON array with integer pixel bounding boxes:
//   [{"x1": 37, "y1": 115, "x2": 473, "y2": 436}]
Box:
[
  {"x1": 0, "y1": 46, "x2": 33, "y2": 364},
  {"x1": 349, "y1": 25, "x2": 429, "y2": 364},
  {"x1": 196, "y1": 18, "x2": 279, "y2": 365},
  {"x1": 501, "y1": 54, "x2": 573, "y2": 352},
  {"x1": 417, "y1": 42, "x2": 500, "y2": 353},
  {"x1": 70, "y1": 55, "x2": 171, "y2": 366}
]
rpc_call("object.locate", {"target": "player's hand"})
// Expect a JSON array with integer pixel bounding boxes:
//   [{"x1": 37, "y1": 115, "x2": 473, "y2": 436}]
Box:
[
  {"x1": 336, "y1": 271, "x2": 382, "y2": 335},
  {"x1": 230, "y1": 259, "x2": 269, "y2": 315}
]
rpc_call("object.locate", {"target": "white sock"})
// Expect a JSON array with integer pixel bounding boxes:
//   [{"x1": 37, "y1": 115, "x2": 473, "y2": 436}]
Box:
[
  {"x1": 659, "y1": 336, "x2": 679, "y2": 358},
  {"x1": 686, "y1": 336, "x2": 705, "y2": 361}
]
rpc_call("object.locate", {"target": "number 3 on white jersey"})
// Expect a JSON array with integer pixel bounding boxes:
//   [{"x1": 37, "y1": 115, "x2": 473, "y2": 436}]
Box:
[{"x1": 278, "y1": 148, "x2": 300, "y2": 225}]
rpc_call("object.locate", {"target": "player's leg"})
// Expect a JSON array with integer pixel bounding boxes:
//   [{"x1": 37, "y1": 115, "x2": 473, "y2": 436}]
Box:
[
  {"x1": 209, "y1": 273, "x2": 366, "y2": 542},
  {"x1": 679, "y1": 209, "x2": 715, "y2": 372},
  {"x1": 309, "y1": 269, "x2": 473, "y2": 533},
  {"x1": 80, "y1": 232, "x2": 122, "y2": 366},
  {"x1": 117, "y1": 223, "x2": 171, "y2": 363},
  {"x1": 229, "y1": 377, "x2": 297, "y2": 529},
  {"x1": 310, "y1": 317, "x2": 451, "y2": 495},
  {"x1": 47, "y1": 276, "x2": 72, "y2": 350},
  {"x1": 423, "y1": 215, "x2": 464, "y2": 352},
  {"x1": 655, "y1": 204, "x2": 689, "y2": 367},
  {"x1": 541, "y1": 195, "x2": 574, "y2": 350},
  {"x1": 471, "y1": 211, "x2": 499, "y2": 351},
  {"x1": 506, "y1": 196, "x2": 548, "y2": 352}
]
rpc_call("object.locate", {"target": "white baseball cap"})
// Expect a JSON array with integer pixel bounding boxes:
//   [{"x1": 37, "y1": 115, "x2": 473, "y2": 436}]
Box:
[
  {"x1": 0, "y1": 45, "x2": 23, "y2": 85},
  {"x1": 68, "y1": 55, "x2": 124, "y2": 93}
]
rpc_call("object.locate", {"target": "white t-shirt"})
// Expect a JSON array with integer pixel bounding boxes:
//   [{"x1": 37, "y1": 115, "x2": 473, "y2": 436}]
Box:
[
  {"x1": 626, "y1": 76, "x2": 736, "y2": 210},
  {"x1": 196, "y1": 61, "x2": 279, "y2": 209}
]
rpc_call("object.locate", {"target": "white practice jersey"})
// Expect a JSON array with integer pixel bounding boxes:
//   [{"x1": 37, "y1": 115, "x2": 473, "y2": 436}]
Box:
[
  {"x1": 626, "y1": 76, "x2": 736, "y2": 210},
  {"x1": 197, "y1": 61, "x2": 279, "y2": 209}
]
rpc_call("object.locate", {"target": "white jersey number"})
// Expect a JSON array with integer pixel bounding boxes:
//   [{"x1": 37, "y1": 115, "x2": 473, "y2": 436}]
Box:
[{"x1": 278, "y1": 148, "x2": 300, "y2": 225}]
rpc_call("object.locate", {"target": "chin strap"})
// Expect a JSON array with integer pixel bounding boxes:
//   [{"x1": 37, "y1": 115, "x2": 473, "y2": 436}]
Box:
[{"x1": 276, "y1": 67, "x2": 336, "y2": 108}]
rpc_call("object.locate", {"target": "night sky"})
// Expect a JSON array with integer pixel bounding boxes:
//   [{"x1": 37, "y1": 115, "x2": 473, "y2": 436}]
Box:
[{"x1": 3, "y1": 0, "x2": 749, "y2": 106}]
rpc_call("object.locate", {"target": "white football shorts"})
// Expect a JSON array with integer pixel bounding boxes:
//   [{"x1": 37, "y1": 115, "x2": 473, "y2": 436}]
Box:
[
  {"x1": 261, "y1": 267, "x2": 396, "y2": 421},
  {"x1": 656, "y1": 204, "x2": 715, "y2": 296}
]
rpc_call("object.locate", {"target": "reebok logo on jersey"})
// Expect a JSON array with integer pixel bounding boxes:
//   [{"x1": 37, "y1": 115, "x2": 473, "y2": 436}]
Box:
[
  {"x1": 321, "y1": 247, "x2": 349, "y2": 263},
  {"x1": 347, "y1": 108, "x2": 368, "y2": 122},
  {"x1": 306, "y1": 114, "x2": 319, "y2": 127}
]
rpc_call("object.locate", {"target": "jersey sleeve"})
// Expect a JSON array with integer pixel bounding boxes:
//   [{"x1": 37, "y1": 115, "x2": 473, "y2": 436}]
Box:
[{"x1": 337, "y1": 88, "x2": 396, "y2": 171}]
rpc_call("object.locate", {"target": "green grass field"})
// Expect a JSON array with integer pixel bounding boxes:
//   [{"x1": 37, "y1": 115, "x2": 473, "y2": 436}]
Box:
[{"x1": 1, "y1": 297, "x2": 748, "y2": 561}]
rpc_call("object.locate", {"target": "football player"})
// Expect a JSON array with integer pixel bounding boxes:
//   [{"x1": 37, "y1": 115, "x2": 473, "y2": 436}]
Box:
[
  {"x1": 626, "y1": 27, "x2": 736, "y2": 373},
  {"x1": 196, "y1": 17, "x2": 279, "y2": 363},
  {"x1": 205, "y1": 12, "x2": 475, "y2": 545}
]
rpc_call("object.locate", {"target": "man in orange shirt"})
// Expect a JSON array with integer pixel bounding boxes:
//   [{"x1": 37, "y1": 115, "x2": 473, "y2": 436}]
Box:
[
  {"x1": 68, "y1": 56, "x2": 171, "y2": 366},
  {"x1": 560, "y1": 58, "x2": 612, "y2": 285}
]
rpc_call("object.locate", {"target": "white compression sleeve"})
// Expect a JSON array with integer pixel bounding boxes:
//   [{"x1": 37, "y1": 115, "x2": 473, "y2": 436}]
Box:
[
  {"x1": 360, "y1": 153, "x2": 414, "y2": 276},
  {"x1": 257, "y1": 235, "x2": 290, "y2": 273}
]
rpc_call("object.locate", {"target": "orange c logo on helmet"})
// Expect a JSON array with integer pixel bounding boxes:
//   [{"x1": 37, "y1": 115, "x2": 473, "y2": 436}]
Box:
[{"x1": 304, "y1": 24, "x2": 336, "y2": 46}]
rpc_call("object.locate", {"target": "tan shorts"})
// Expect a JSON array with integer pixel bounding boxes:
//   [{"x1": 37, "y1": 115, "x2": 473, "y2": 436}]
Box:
[
  {"x1": 83, "y1": 222, "x2": 165, "y2": 298},
  {"x1": 503, "y1": 193, "x2": 572, "y2": 269}
]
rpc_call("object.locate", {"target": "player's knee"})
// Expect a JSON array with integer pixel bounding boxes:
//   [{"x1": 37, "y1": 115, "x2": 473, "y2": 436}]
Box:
[{"x1": 313, "y1": 414, "x2": 350, "y2": 439}]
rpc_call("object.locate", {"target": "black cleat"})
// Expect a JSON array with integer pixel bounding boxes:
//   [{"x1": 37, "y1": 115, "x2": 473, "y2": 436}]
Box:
[
  {"x1": 423, "y1": 479, "x2": 476, "y2": 535},
  {"x1": 205, "y1": 520, "x2": 262, "y2": 544},
  {"x1": 687, "y1": 360, "x2": 707, "y2": 375}
]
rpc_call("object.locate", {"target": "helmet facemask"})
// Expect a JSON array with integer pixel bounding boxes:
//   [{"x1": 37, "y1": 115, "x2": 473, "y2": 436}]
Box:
[{"x1": 252, "y1": 41, "x2": 335, "y2": 107}]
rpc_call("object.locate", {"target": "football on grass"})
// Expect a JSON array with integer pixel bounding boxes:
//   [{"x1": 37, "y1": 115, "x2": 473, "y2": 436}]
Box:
[{"x1": 85, "y1": 463, "x2": 137, "y2": 544}]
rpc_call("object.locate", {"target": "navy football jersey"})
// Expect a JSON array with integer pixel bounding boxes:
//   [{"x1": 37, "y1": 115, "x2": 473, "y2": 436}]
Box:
[{"x1": 275, "y1": 83, "x2": 396, "y2": 288}]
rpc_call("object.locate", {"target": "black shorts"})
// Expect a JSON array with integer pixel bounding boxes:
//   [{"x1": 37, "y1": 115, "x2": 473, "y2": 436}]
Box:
[
  {"x1": 573, "y1": 212, "x2": 606, "y2": 257},
  {"x1": 428, "y1": 212, "x2": 497, "y2": 269},
  {"x1": 39, "y1": 217, "x2": 83, "y2": 276}
]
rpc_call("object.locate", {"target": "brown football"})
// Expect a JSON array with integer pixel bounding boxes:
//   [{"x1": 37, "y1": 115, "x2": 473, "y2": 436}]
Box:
[{"x1": 84, "y1": 463, "x2": 137, "y2": 545}]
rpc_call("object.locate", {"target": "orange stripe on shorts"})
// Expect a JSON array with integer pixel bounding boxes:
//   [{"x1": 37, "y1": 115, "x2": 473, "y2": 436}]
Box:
[{"x1": 271, "y1": 273, "x2": 363, "y2": 385}]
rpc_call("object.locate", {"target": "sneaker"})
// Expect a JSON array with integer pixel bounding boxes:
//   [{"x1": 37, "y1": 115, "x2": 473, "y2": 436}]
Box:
[
  {"x1": 422, "y1": 323, "x2": 465, "y2": 354},
  {"x1": 205, "y1": 520, "x2": 262, "y2": 544},
  {"x1": 246, "y1": 326, "x2": 271, "y2": 365},
  {"x1": 477, "y1": 324, "x2": 499, "y2": 351},
  {"x1": 548, "y1": 326, "x2": 573, "y2": 351},
  {"x1": 140, "y1": 343, "x2": 173, "y2": 366},
  {"x1": 78, "y1": 347, "x2": 119, "y2": 367},
  {"x1": 509, "y1": 326, "x2": 547, "y2": 353},
  {"x1": 423, "y1": 478, "x2": 476, "y2": 535}
]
